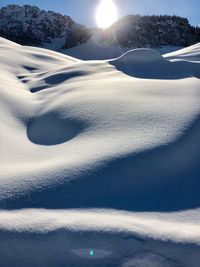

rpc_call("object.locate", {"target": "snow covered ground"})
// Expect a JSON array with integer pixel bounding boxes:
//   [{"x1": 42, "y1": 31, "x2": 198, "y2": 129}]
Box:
[
  {"x1": 42, "y1": 34, "x2": 182, "y2": 60},
  {"x1": 0, "y1": 37, "x2": 200, "y2": 266},
  {"x1": 60, "y1": 34, "x2": 182, "y2": 60}
]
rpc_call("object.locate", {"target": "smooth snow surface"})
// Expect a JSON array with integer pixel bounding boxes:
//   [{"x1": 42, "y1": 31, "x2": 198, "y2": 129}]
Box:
[
  {"x1": 164, "y1": 42, "x2": 200, "y2": 61},
  {"x1": 110, "y1": 48, "x2": 200, "y2": 79},
  {"x1": 0, "y1": 37, "x2": 200, "y2": 266},
  {"x1": 61, "y1": 35, "x2": 181, "y2": 60}
]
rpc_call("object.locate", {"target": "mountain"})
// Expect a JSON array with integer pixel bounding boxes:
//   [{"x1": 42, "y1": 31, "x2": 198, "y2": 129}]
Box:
[
  {"x1": 0, "y1": 5, "x2": 199, "y2": 56},
  {"x1": 101, "y1": 15, "x2": 200, "y2": 48},
  {"x1": 0, "y1": 5, "x2": 91, "y2": 47}
]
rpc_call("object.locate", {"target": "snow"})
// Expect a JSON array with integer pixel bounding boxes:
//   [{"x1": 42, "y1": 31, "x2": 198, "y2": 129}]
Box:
[
  {"x1": 42, "y1": 36, "x2": 67, "y2": 51},
  {"x1": 164, "y1": 42, "x2": 200, "y2": 61},
  {"x1": 0, "y1": 37, "x2": 200, "y2": 266},
  {"x1": 60, "y1": 34, "x2": 182, "y2": 60},
  {"x1": 1, "y1": 209, "x2": 200, "y2": 243},
  {"x1": 60, "y1": 34, "x2": 130, "y2": 60},
  {"x1": 110, "y1": 48, "x2": 200, "y2": 79}
]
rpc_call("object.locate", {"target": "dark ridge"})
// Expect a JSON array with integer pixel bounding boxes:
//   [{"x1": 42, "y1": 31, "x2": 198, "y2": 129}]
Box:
[{"x1": 0, "y1": 5, "x2": 91, "y2": 47}]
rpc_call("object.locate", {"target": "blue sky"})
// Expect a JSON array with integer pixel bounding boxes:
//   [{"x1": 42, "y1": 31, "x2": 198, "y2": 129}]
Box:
[{"x1": 0, "y1": 0, "x2": 199, "y2": 27}]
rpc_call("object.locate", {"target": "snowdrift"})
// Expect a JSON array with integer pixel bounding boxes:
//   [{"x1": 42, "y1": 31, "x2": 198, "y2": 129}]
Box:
[
  {"x1": 0, "y1": 37, "x2": 200, "y2": 266},
  {"x1": 111, "y1": 48, "x2": 200, "y2": 79}
]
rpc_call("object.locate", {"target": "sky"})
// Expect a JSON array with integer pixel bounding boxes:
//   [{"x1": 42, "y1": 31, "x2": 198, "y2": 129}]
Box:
[{"x1": 0, "y1": 0, "x2": 199, "y2": 27}]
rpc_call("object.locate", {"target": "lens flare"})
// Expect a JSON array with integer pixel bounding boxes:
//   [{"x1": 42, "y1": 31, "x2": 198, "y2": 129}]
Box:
[{"x1": 89, "y1": 250, "x2": 94, "y2": 256}]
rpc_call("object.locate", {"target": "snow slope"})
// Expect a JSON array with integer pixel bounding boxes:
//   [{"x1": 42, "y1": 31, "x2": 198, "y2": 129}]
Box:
[
  {"x1": 61, "y1": 34, "x2": 182, "y2": 60},
  {"x1": 164, "y1": 42, "x2": 200, "y2": 61},
  {"x1": 0, "y1": 37, "x2": 200, "y2": 266},
  {"x1": 61, "y1": 35, "x2": 129, "y2": 60}
]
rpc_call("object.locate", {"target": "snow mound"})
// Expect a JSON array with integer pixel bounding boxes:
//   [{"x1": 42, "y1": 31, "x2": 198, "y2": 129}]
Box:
[
  {"x1": 0, "y1": 38, "x2": 200, "y2": 266},
  {"x1": 110, "y1": 48, "x2": 200, "y2": 79},
  {"x1": 113, "y1": 48, "x2": 164, "y2": 63}
]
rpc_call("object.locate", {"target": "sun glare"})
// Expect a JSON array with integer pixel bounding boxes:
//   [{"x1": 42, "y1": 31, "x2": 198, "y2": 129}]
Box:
[{"x1": 96, "y1": 0, "x2": 118, "y2": 29}]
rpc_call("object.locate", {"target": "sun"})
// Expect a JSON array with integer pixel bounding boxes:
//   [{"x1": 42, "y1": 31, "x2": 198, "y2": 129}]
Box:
[{"x1": 96, "y1": 0, "x2": 118, "y2": 29}]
